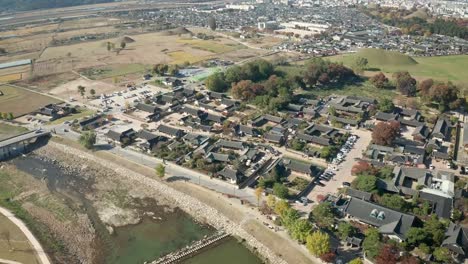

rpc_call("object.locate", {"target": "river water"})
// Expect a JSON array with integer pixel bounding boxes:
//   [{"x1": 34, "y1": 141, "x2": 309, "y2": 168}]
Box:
[{"x1": 12, "y1": 155, "x2": 262, "y2": 264}]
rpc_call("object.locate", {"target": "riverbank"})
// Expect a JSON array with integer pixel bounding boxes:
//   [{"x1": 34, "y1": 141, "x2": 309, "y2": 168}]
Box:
[{"x1": 41, "y1": 140, "x2": 288, "y2": 264}]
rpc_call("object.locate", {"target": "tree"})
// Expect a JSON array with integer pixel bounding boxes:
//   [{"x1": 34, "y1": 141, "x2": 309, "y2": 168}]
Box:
[
  {"x1": 424, "y1": 215, "x2": 447, "y2": 246},
  {"x1": 362, "y1": 227, "x2": 381, "y2": 259},
  {"x1": 306, "y1": 231, "x2": 330, "y2": 257},
  {"x1": 106, "y1": 41, "x2": 112, "y2": 52},
  {"x1": 352, "y1": 161, "x2": 375, "y2": 176},
  {"x1": 77, "y1": 85, "x2": 86, "y2": 97},
  {"x1": 433, "y1": 247, "x2": 452, "y2": 263},
  {"x1": 167, "y1": 64, "x2": 179, "y2": 76},
  {"x1": 337, "y1": 221, "x2": 356, "y2": 239},
  {"x1": 372, "y1": 120, "x2": 400, "y2": 146},
  {"x1": 153, "y1": 64, "x2": 169, "y2": 76},
  {"x1": 405, "y1": 227, "x2": 428, "y2": 246},
  {"x1": 266, "y1": 195, "x2": 276, "y2": 209},
  {"x1": 428, "y1": 82, "x2": 462, "y2": 111},
  {"x1": 7, "y1": 112, "x2": 14, "y2": 120},
  {"x1": 290, "y1": 138, "x2": 305, "y2": 151},
  {"x1": 79, "y1": 131, "x2": 96, "y2": 149},
  {"x1": 205, "y1": 72, "x2": 228, "y2": 92},
  {"x1": 418, "y1": 78, "x2": 433, "y2": 97},
  {"x1": 208, "y1": 17, "x2": 217, "y2": 31},
  {"x1": 375, "y1": 244, "x2": 399, "y2": 264},
  {"x1": 379, "y1": 194, "x2": 409, "y2": 212},
  {"x1": 1, "y1": 113, "x2": 7, "y2": 120},
  {"x1": 311, "y1": 202, "x2": 334, "y2": 227},
  {"x1": 231, "y1": 80, "x2": 266, "y2": 100},
  {"x1": 353, "y1": 57, "x2": 368, "y2": 74},
  {"x1": 328, "y1": 106, "x2": 337, "y2": 116},
  {"x1": 255, "y1": 187, "x2": 264, "y2": 206},
  {"x1": 273, "y1": 183, "x2": 289, "y2": 199},
  {"x1": 393, "y1": 71, "x2": 416, "y2": 96},
  {"x1": 378, "y1": 98, "x2": 395, "y2": 112},
  {"x1": 320, "y1": 251, "x2": 336, "y2": 263},
  {"x1": 155, "y1": 164, "x2": 166, "y2": 178},
  {"x1": 349, "y1": 258, "x2": 363, "y2": 264},
  {"x1": 352, "y1": 175, "x2": 377, "y2": 192},
  {"x1": 89, "y1": 89, "x2": 96, "y2": 97},
  {"x1": 274, "y1": 199, "x2": 290, "y2": 216},
  {"x1": 290, "y1": 219, "x2": 313, "y2": 243},
  {"x1": 370, "y1": 72, "x2": 389, "y2": 89},
  {"x1": 120, "y1": 41, "x2": 126, "y2": 49}
]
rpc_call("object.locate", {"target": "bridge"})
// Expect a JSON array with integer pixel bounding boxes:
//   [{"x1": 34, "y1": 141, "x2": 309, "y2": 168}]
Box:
[{"x1": 0, "y1": 129, "x2": 51, "y2": 160}]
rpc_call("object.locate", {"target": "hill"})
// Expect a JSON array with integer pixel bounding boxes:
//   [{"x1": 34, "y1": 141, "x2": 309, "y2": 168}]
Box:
[
  {"x1": 0, "y1": 0, "x2": 115, "y2": 12},
  {"x1": 327, "y1": 49, "x2": 468, "y2": 83}
]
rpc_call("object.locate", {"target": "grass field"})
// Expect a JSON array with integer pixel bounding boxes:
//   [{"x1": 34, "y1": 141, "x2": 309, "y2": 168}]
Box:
[
  {"x1": 176, "y1": 38, "x2": 244, "y2": 54},
  {"x1": 0, "y1": 85, "x2": 61, "y2": 117},
  {"x1": 0, "y1": 123, "x2": 29, "y2": 141},
  {"x1": 327, "y1": 49, "x2": 468, "y2": 83},
  {"x1": 167, "y1": 51, "x2": 208, "y2": 65},
  {"x1": 0, "y1": 213, "x2": 39, "y2": 264}
]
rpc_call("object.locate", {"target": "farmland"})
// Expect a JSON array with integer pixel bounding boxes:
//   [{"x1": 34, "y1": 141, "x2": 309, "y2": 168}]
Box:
[
  {"x1": 327, "y1": 49, "x2": 468, "y2": 83},
  {"x1": 0, "y1": 85, "x2": 60, "y2": 117},
  {"x1": 0, "y1": 123, "x2": 29, "y2": 141}
]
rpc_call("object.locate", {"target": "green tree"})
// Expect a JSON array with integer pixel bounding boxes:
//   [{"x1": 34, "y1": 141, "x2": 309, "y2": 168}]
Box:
[
  {"x1": 406, "y1": 227, "x2": 428, "y2": 247},
  {"x1": 7, "y1": 112, "x2": 14, "y2": 120},
  {"x1": 273, "y1": 183, "x2": 289, "y2": 199},
  {"x1": 311, "y1": 202, "x2": 334, "y2": 227},
  {"x1": 424, "y1": 215, "x2": 447, "y2": 246},
  {"x1": 208, "y1": 17, "x2": 217, "y2": 31},
  {"x1": 348, "y1": 258, "x2": 363, "y2": 264},
  {"x1": 378, "y1": 98, "x2": 395, "y2": 112},
  {"x1": 205, "y1": 72, "x2": 228, "y2": 92},
  {"x1": 89, "y1": 89, "x2": 96, "y2": 97},
  {"x1": 106, "y1": 41, "x2": 112, "y2": 52},
  {"x1": 433, "y1": 247, "x2": 452, "y2": 263},
  {"x1": 306, "y1": 231, "x2": 330, "y2": 257},
  {"x1": 290, "y1": 219, "x2": 313, "y2": 243},
  {"x1": 379, "y1": 194, "x2": 409, "y2": 212},
  {"x1": 353, "y1": 57, "x2": 368, "y2": 74},
  {"x1": 79, "y1": 131, "x2": 96, "y2": 149},
  {"x1": 274, "y1": 199, "x2": 290, "y2": 216},
  {"x1": 155, "y1": 164, "x2": 166, "y2": 178},
  {"x1": 290, "y1": 138, "x2": 305, "y2": 151},
  {"x1": 363, "y1": 227, "x2": 382, "y2": 259},
  {"x1": 1, "y1": 113, "x2": 7, "y2": 120},
  {"x1": 352, "y1": 175, "x2": 377, "y2": 192},
  {"x1": 120, "y1": 41, "x2": 126, "y2": 49},
  {"x1": 328, "y1": 106, "x2": 337, "y2": 116},
  {"x1": 337, "y1": 221, "x2": 356, "y2": 239},
  {"x1": 77, "y1": 85, "x2": 86, "y2": 97}
]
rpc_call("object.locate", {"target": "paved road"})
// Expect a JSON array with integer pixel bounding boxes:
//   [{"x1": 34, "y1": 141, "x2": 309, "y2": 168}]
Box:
[{"x1": 0, "y1": 207, "x2": 51, "y2": 264}]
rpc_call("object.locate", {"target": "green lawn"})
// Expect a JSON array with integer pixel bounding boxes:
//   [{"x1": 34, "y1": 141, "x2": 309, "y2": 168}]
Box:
[
  {"x1": 47, "y1": 109, "x2": 95, "y2": 125},
  {"x1": 0, "y1": 123, "x2": 29, "y2": 141},
  {"x1": 327, "y1": 49, "x2": 468, "y2": 83},
  {"x1": 176, "y1": 38, "x2": 244, "y2": 54}
]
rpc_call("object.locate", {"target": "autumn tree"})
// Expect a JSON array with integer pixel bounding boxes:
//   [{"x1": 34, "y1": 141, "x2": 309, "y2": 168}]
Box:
[
  {"x1": 375, "y1": 244, "x2": 399, "y2": 264},
  {"x1": 348, "y1": 258, "x2": 363, "y2": 264},
  {"x1": 428, "y1": 82, "x2": 463, "y2": 111},
  {"x1": 372, "y1": 120, "x2": 400, "y2": 146},
  {"x1": 255, "y1": 187, "x2": 264, "y2": 206},
  {"x1": 320, "y1": 251, "x2": 336, "y2": 263},
  {"x1": 306, "y1": 231, "x2": 330, "y2": 257},
  {"x1": 418, "y1": 78, "x2": 433, "y2": 97},
  {"x1": 400, "y1": 255, "x2": 421, "y2": 264},
  {"x1": 153, "y1": 64, "x2": 169, "y2": 76},
  {"x1": 394, "y1": 71, "x2": 416, "y2": 96},
  {"x1": 290, "y1": 219, "x2": 313, "y2": 243},
  {"x1": 352, "y1": 161, "x2": 376, "y2": 176},
  {"x1": 370, "y1": 72, "x2": 389, "y2": 89},
  {"x1": 231, "y1": 80, "x2": 266, "y2": 100}
]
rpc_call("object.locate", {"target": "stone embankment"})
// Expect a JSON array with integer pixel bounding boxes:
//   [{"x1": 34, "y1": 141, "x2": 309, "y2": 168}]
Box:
[
  {"x1": 45, "y1": 142, "x2": 287, "y2": 264},
  {"x1": 150, "y1": 231, "x2": 229, "y2": 264}
]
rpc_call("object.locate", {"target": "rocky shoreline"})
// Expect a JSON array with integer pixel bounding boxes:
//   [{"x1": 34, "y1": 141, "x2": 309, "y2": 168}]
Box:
[{"x1": 43, "y1": 141, "x2": 287, "y2": 264}]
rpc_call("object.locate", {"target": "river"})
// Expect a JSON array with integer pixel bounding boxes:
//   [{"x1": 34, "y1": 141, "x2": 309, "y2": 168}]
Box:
[{"x1": 12, "y1": 155, "x2": 263, "y2": 264}]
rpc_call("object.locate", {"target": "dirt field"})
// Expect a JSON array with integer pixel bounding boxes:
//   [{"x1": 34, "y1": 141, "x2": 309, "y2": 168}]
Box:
[
  {"x1": 0, "y1": 85, "x2": 61, "y2": 117},
  {"x1": 49, "y1": 78, "x2": 118, "y2": 101},
  {"x1": 0, "y1": 213, "x2": 40, "y2": 264}
]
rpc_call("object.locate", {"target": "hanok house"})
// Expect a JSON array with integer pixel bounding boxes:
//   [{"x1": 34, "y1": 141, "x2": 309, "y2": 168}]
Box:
[
  {"x1": 106, "y1": 127, "x2": 137, "y2": 145},
  {"x1": 215, "y1": 139, "x2": 247, "y2": 151},
  {"x1": 217, "y1": 166, "x2": 244, "y2": 184},
  {"x1": 375, "y1": 111, "x2": 399, "y2": 122},
  {"x1": 264, "y1": 132, "x2": 285, "y2": 145},
  {"x1": 236, "y1": 124, "x2": 259, "y2": 137},
  {"x1": 135, "y1": 103, "x2": 162, "y2": 121},
  {"x1": 35, "y1": 104, "x2": 75, "y2": 121},
  {"x1": 412, "y1": 125, "x2": 430, "y2": 142},
  {"x1": 442, "y1": 222, "x2": 468, "y2": 259},
  {"x1": 79, "y1": 115, "x2": 106, "y2": 130},
  {"x1": 206, "y1": 91, "x2": 226, "y2": 101},
  {"x1": 205, "y1": 152, "x2": 233, "y2": 163},
  {"x1": 250, "y1": 114, "x2": 284, "y2": 127},
  {"x1": 432, "y1": 118, "x2": 451, "y2": 141},
  {"x1": 341, "y1": 197, "x2": 416, "y2": 242},
  {"x1": 136, "y1": 130, "x2": 168, "y2": 151},
  {"x1": 157, "y1": 124, "x2": 185, "y2": 139},
  {"x1": 296, "y1": 133, "x2": 332, "y2": 147},
  {"x1": 282, "y1": 158, "x2": 314, "y2": 176}
]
